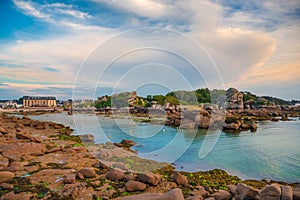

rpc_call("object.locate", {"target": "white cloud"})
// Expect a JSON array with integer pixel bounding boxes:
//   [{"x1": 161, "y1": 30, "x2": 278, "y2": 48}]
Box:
[{"x1": 12, "y1": 0, "x2": 94, "y2": 30}]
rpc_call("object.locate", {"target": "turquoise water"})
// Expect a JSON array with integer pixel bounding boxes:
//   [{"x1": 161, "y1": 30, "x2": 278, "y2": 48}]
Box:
[{"x1": 30, "y1": 113, "x2": 300, "y2": 183}]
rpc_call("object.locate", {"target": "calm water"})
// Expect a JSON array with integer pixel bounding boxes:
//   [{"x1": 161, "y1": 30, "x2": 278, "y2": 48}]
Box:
[{"x1": 30, "y1": 113, "x2": 300, "y2": 183}]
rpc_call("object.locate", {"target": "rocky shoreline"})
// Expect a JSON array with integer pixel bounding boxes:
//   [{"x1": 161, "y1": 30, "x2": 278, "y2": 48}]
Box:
[{"x1": 0, "y1": 113, "x2": 299, "y2": 199}]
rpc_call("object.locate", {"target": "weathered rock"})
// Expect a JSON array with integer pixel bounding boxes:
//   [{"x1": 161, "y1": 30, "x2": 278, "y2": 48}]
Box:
[
  {"x1": 80, "y1": 134, "x2": 94, "y2": 143},
  {"x1": 59, "y1": 182, "x2": 87, "y2": 198},
  {"x1": 0, "y1": 183, "x2": 14, "y2": 189},
  {"x1": 63, "y1": 174, "x2": 76, "y2": 184},
  {"x1": 250, "y1": 122, "x2": 257, "y2": 132},
  {"x1": 0, "y1": 154, "x2": 9, "y2": 170},
  {"x1": 125, "y1": 172, "x2": 136, "y2": 181},
  {"x1": 125, "y1": 180, "x2": 147, "y2": 192},
  {"x1": 116, "y1": 188, "x2": 184, "y2": 200},
  {"x1": 137, "y1": 172, "x2": 161, "y2": 186},
  {"x1": 1, "y1": 142, "x2": 46, "y2": 161},
  {"x1": 226, "y1": 184, "x2": 237, "y2": 196},
  {"x1": 226, "y1": 88, "x2": 244, "y2": 109},
  {"x1": 162, "y1": 181, "x2": 177, "y2": 191},
  {"x1": 293, "y1": 185, "x2": 300, "y2": 200},
  {"x1": 0, "y1": 171, "x2": 15, "y2": 183},
  {"x1": 186, "y1": 195, "x2": 204, "y2": 200},
  {"x1": 281, "y1": 185, "x2": 292, "y2": 200},
  {"x1": 78, "y1": 167, "x2": 97, "y2": 178},
  {"x1": 0, "y1": 126, "x2": 7, "y2": 134},
  {"x1": 172, "y1": 171, "x2": 188, "y2": 186},
  {"x1": 189, "y1": 186, "x2": 209, "y2": 197},
  {"x1": 198, "y1": 116, "x2": 211, "y2": 129},
  {"x1": 106, "y1": 168, "x2": 125, "y2": 181},
  {"x1": 4, "y1": 161, "x2": 24, "y2": 172},
  {"x1": 236, "y1": 183, "x2": 259, "y2": 200},
  {"x1": 120, "y1": 139, "x2": 137, "y2": 148},
  {"x1": 211, "y1": 190, "x2": 231, "y2": 200},
  {"x1": 223, "y1": 123, "x2": 240, "y2": 131},
  {"x1": 16, "y1": 132, "x2": 41, "y2": 143},
  {"x1": 1, "y1": 191, "x2": 36, "y2": 200},
  {"x1": 35, "y1": 124, "x2": 45, "y2": 130},
  {"x1": 260, "y1": 184, "x2": 281, "y2": 200}
]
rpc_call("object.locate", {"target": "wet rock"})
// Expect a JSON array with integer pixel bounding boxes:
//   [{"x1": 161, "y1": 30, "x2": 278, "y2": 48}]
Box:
[
  {"x1": 211, "y1": 190, "x2": 231, "y2": 200},
  {"x1": 0, "y1": 171, "x2": 15, "y2": 183},
  {"x1": 80, "y1": 134, "x2": 95, "y2": 143},
  {"x1": 260, "y1": 184, "x2": 281, "y2": 200},
  {"x1": 236, "y1": 183, "x2": 259, "y2": 200},
  {"x1": 120, "y1": 139, "x2": 137, "y2": 148},
  {"x1": 64, "y1": 174, "x2": 76, "y2": 184},
  {"x1": 137, "y1": 172, "x2": 161, "y2": 186},
  {"x1": 78, "y1": 167, "x2": 97, "y2": 178},
  {"x1": 223, "y1": 123, "x2": 240, "y2": 131},
  {"x1": 125, "y1": 180, "x2": 147, "y2": 192},
  {"x1": 281, "y1": 185, "x2": 292, "y2": 200},
  {"x1": 172, "y1": 171, "x2": 188, "y2": 186},
  {"x1": 250, "y1": 122, "x2": 257, "y2": 132},
  {"x1": 106, "y1": 168, "x2": 125, "y2": 181}
]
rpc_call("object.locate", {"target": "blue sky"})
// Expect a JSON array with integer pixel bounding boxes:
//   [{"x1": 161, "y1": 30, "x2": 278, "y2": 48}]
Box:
[{"x1": 0, "y1": 0, "x2": 299, "y2": 100}]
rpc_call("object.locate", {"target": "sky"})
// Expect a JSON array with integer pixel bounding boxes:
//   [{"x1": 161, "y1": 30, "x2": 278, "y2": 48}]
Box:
[{"x1": 0, "y1": 0, "x2": 299, "y2": 100}]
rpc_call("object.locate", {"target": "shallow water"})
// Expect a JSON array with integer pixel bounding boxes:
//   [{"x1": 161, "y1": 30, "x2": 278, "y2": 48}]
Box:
[{"x1": 30, "y1": 113, "x2": 300, "y2": 182}]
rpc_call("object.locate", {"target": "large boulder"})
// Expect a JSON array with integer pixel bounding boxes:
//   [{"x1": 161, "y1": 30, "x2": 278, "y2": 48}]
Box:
[
  {"x1": 172, "y1": 172, "x2": 188, "y2": 186},
  {"x1": 293, "y1": 185, "x2": 300, "y2": 200},
  {"x1": 125, "y1": 180, "x2": 147, "y2": 192},
  {"x1": 0, "y1": 171, "x2": 15, "y2": 183},
  {"x1": 211, "y1": 189, "x2": 232, "y2": 200},
  {"x1": 260, "y1": 184, "x2": 281, "y2": 200},
  {"x1": 236, "y1": 183, "x2": 259, "y2": 200},
  {"x1": 106, "y1": 168, "x2": 125, "y2": 181},
  {"x1": 137, "y1": 172, "x2": 161, "y2": 186},
  {"x1": 226, "y1": 88, "x2": 244, "y2": 109},
  {"x1": 281, "y1": 185, "x2": 292, "y2": 200},
  {"x1": 78, "y1": 167, "x2": 97, "y2": 178}
]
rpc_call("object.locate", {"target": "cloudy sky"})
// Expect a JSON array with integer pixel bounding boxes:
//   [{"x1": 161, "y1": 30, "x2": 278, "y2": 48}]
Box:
[{"x1": 0, "y1": 0, "x2": 299, "y2": 100}]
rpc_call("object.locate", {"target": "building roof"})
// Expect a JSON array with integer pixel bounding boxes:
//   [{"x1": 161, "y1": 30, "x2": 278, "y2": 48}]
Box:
[{"x1": 23, "y1": 96, "x2": 56, "y2": 100}]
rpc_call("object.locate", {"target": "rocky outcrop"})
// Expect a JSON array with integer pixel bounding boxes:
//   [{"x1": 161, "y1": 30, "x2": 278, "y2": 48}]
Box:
[
  {"x1": 226, "y1": 88, "x2": 244, "y2": 109},
  {"x1": 172, "y1": 171, "x2": 188, "y2": 186}
]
